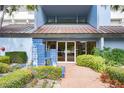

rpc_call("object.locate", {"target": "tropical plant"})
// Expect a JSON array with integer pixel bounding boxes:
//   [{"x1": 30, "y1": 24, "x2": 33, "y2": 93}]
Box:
[
  {"x1": 111, "y1": 5, "x2": 124, "y2": 12},
  {"x1": 92, "y1": 47, "x2": 124, "y2": 66}
]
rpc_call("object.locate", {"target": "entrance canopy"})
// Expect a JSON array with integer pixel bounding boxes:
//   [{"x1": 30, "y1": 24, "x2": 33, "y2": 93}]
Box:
[{"x1": 34, "y1": 24, "x2": 97, "y2": 34}]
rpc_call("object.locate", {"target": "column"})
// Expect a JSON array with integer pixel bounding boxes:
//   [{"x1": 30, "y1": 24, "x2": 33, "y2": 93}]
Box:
[{"x1": 100, "y1": 37, "x2": 104, "y2": 50}]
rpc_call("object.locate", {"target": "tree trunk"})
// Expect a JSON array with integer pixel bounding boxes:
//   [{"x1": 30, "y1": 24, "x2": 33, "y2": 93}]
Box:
[{"x1": 0, "y1": 6, "x2": 6, "y2": 29}]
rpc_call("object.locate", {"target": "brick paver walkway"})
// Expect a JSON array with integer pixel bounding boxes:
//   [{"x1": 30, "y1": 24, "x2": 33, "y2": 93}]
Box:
[{"x1": 58, "y1": 63, "x2": 109, "y2": 88}]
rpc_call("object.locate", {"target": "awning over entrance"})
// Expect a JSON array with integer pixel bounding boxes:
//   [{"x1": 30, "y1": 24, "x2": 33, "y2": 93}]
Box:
[
  {"x1": 0, "y1": 24, "x2": 124, "y2": 38},
  {"x1": 32, "y1": 24, "x2": 124, "y2": 38},
  {"x1": 34, "y1": 24, "x2": 97, "y2": 34}
]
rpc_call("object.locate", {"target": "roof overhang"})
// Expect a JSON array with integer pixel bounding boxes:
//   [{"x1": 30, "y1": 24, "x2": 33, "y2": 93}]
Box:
[
  {"x1": 0, "y1": 24, "x2": 124, "y2": 39},
  {"x1": 42, "y1": 5, "x2": 92, "y2": 17}
]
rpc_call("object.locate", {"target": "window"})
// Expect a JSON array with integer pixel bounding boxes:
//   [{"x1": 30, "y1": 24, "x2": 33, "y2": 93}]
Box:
[
  {"x1": 78, "y1": 17, "x2": 87, "y2": 23},
  {"x1": 57, "y1": 16, "x2": 76, "y2": 24},
  {"x1": 47, "y1": 16, "x2": 87, "y2": 24},
  {"x1": 47, "y1": 17, "x2": 55, "y2": 24},
  {"x1": 87, "y1": 41, "x2": 96, "y2": 54},
  {"x1": 47, "y1": 41, "x2": 56, "y2": 51},
  {"x1": 76, "y1": 41, "x2": 87, "y2": 56}
]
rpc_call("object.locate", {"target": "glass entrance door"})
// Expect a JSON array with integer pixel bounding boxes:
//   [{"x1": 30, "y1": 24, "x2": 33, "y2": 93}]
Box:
[
  {"x1": 76, "y1": 41, "x2": 87, "y2": 56},
  {"x1": 58, "y1": 42, "x2": 65, "y2": 62},
  {"x1": 67, "y1": 42, "x2": 75, "y2": 62},
  {"x1": 57, "y1": 41, "x2": 75, "y2": 63}
]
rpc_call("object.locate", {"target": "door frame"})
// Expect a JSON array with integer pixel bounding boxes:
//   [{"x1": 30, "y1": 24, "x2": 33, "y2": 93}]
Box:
[{"x1": 57, "y1": 41, "x2": 76, "y2": 63}]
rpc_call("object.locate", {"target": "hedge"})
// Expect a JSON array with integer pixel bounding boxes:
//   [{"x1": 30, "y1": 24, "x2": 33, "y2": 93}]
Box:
[
  {"x1": 106, "y1": 67, "x2": 124, "y2": 83},
  {"x1": 33, "y1": 66, "x2": 62, "y2": 80},
  {"x1": 111, "y1": 48, "x2": 124, "y2": 65},
  {"x1": 92, "y1": 47, "x2": 124, "y2": 66},
  {"x1": 0, "y1": 56, "x2": 10, "y2": 64},
  {"x1": 5, "y1": 51, "x2": 28, "y2": 64},
  {"x1": 0, "y1": 63, "x2": 10, "y2": 73},
  {"x1": 0, "y1": 69, "x2": 33, "y2": 88},
  {"x1": 76, "y1": 55, "x2": 106, "y2": 72}
]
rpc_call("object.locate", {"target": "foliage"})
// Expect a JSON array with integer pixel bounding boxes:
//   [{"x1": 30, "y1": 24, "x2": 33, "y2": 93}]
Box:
[
  {"x1": 6, "y1": 5, "x2": 20, "y2": 16},
  {"x1": 100, "y1": 72, "x2": 124, "y2": 88},
  {"x1": 0, "y1": 69, "x2": 33, "y2": 88},
  {"x1": 111, "y1": 48, "x2": 124, "y2": 65},
  {"x1": 76, "y1": 55, "x2": 106, "y2": 72},
  {"x1": 26, "y1": 5, "x2": 38, "y2": 11},
  {"x1": 0, "y1": 63, "x2": 10, "y2": 73},
  {"x1": 92, "y1": 47, "x2": 124, "y2": 66},
  {"x1": 33, "y1": 66, "x2": 62, "y2": 80},
  {"x1": 5, "y1": 51, "x2": 28, "y2": 64},
  {"x1": 0, "y1": 56, "x2": 10, "y2": 64},
  {"x1": 92, "y1": 47, "x2": 102, "y2": 56},
  {"x1": 10, "y1": 63, "x2": 22, "y2": 71},
  {"x1": 111, "y1": 5, "x2": 124, "y2": 12},
  {"x1": 106, "y1": 66, "x2": 124, "y2": 83}
]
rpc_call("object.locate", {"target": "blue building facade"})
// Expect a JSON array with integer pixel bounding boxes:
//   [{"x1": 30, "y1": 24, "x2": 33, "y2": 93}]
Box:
[{"x1": 0, "y1": 5, "x2": 124, "y2": 66}]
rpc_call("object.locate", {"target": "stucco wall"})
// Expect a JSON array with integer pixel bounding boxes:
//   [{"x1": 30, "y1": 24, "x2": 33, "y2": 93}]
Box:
[
  {"x1": 88, "y1": 5, "x2": 97, "y2": 28},
  {"x1": 34, "y1": 5, "x2": 46, "y2": 28},
  {"x1": 0, "y1": 38, "x2": 32, "y2": 62},
  {"x1": 104, "y1": 38, "x2": 124, "y2": 50},
  {"x1": 97, "y1": 5, "x2": 111, "y2": 26}
]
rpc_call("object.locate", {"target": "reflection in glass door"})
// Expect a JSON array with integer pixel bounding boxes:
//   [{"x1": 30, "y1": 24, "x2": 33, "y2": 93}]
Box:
[
  {"x1": 67, "y1": 42, "x2": 75, "y2": 62},
  {"x1": 58, "y1": 42, "x2": 65, "y2": 61},
  {"x1": 58, "y1": 41, "x2": 75, "y2": 62},
  {"x1": 76, "y1": 41, "x2": 87, "y2": 56}
]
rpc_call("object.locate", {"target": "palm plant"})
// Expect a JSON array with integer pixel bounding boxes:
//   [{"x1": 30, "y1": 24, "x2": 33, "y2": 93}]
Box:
[
  {"x1": 111, "y1": 5, "x2": 124, "y2": 12},
  {"x1": 0, "y1": 5, "x2": 37, "y2": 29}
]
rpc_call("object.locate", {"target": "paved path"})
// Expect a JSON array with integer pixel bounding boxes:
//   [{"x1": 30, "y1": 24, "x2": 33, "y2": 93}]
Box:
[{"x1": 58, "y1": 63, "x2": 109, "y2": 88}]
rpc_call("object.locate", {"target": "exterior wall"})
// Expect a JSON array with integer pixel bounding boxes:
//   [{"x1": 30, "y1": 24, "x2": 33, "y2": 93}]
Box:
[
  {"x1": 95, "y1": 38, "x2": 124, "y2": 50},
  {"x1": 96, "y1": 39, "x2": 101, "y2": 48},
  {"x1": 34, "y1": 5, "x2": 111, "y2": 29},
  {"x1": 32, "y1": 38, "x2": 57, "y2": 66},
  {"x1": 0, "y1": 38, "x2": 32, "y2": 62},
  {"x1": 104, "y1": 38, "x2": 124, "y2": 50},
  {"x1": 88, "y1": 5, "x2": 97, "y2": 28},
  {"x1": 97, "y1": 5, "x2": 111, "y2": 27},
  {"x1": 32, "y1": 39, "x2": 45, "y2": 66},
  {"x1": 34, "y1": 5, "x2": 46, "y2": 28}
]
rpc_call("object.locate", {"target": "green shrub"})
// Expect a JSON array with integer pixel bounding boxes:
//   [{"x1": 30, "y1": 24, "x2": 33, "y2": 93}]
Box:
[
  {"x1": 105, "y1": 60, "x2": 118, "y2": 66},
  {"x1": 76, "y1": 55, "x2": 105, "y2": 72},
  {"x1": 10, "y1": 64, "x2": 22, "y2": 72},
  {"x1": 0, "y1": 63, "x2": 10, "y2": 73},
  {"x1": 33, "y1": 66, "x2": 62, "y2": 80},
  {"x1": 106, "y1": 67, "x2": 124, "y2": 83},
  {"x1": 92, "y1": 47, "x2": 124, "y2": 66},
  {"x1": 5, "y1": 51, "x2": 28, "y2": 64},
  {"x1": 92, "y1": 48, "x2": 102, "y2": 56},
  {"x1": 111, "y1": 48, "x2": 124, "y2": 64},
  {"x1": 0, "y1": 56, "x2": 10, "y2": 64},
  {"x1": 0, "y1": 69, "x2": 33, "y2": 88}
]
